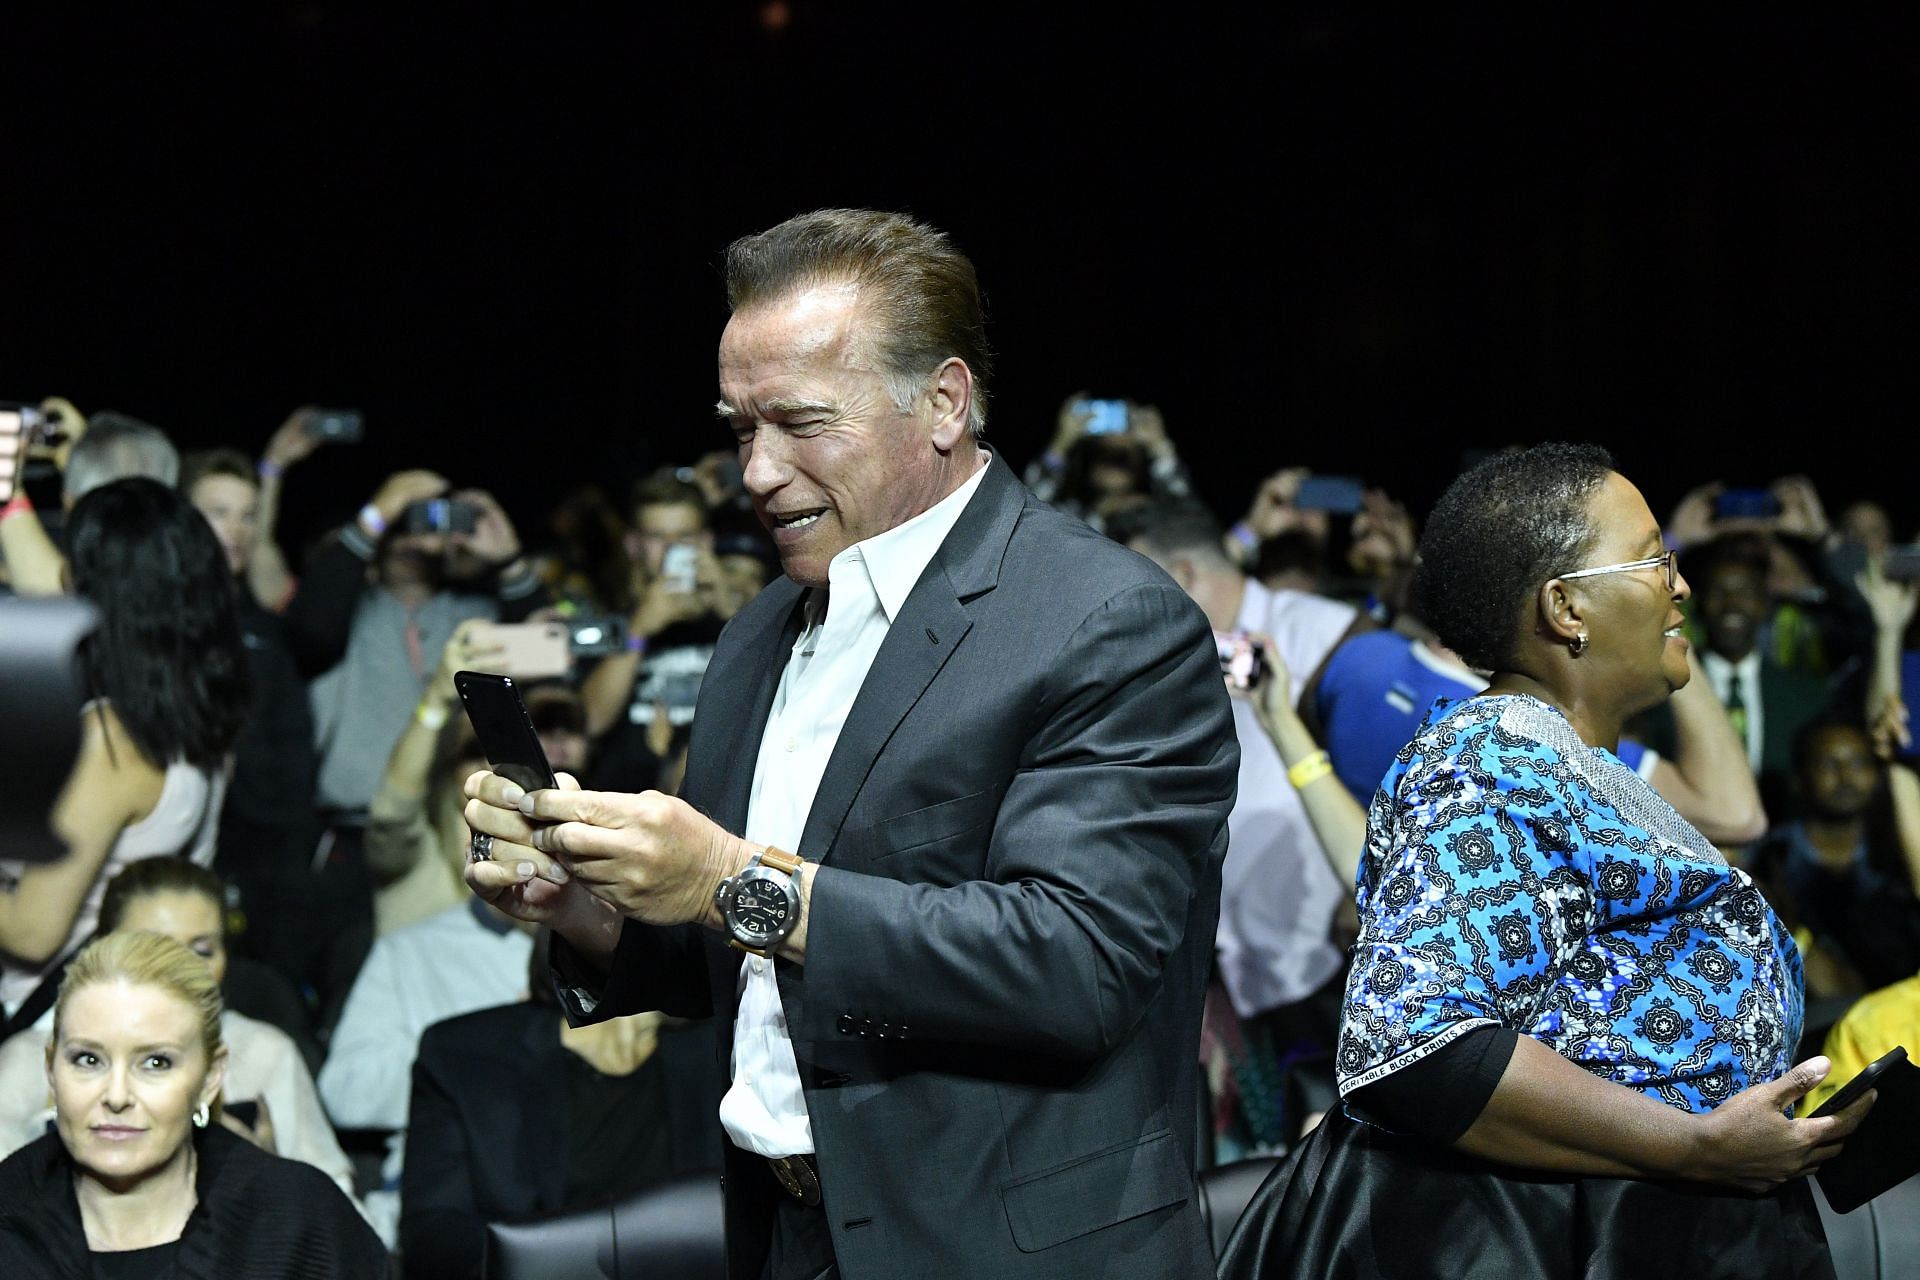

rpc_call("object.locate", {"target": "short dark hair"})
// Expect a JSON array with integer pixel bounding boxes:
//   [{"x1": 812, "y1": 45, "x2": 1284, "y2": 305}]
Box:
[
  {"x1": 724, "y1": 208, "x2": 992, "y2": 437},
  {"x1": 1687, "y1": 532, "x2": 1772, "y2": 597},
  {"x1": 178, "y1": 448, "x2": 257, "y2": 498},
  {"x1": 1412, "y1": 443, "x2": 1616, "y2": 672},
  {"x1": 1105, "y1": 498, "x2": 1235, "y2": 570},
  {"x1": 67, "y1": 478, "x2": 252, "y2": 770},
  {"x1": 631, "y1": 468, "x2": 707, "y2": 523},
  {"x1": 99, "y1": 857, "x2": 228, "y2": 935}
]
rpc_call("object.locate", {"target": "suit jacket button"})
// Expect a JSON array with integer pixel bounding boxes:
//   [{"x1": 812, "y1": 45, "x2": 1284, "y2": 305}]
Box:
[
  {"x1": 861, "y1": 1018, "x2": 874, "y2": 1036},
  {"x1": 875, "y1": 1023, "x2": 890, "y2": 1039},
  {"x1": 837, "y1": 1014, "x2": 855, "y2": 1035},
  {"x1": 897, "y1": 1025, "x2": 910, "y2": 1040}
]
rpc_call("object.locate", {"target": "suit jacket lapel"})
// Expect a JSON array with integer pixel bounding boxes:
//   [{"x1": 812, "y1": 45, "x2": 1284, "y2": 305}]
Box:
[
  {"x1": 690, "y1": 578, "x2": 807, "y2": 835},
  {"x1": 796, "y1": 455, "x2": 1027, "y2": 863}
]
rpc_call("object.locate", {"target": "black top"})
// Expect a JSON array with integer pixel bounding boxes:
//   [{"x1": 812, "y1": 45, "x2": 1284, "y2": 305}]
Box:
[
  {"x1": 1351, "y1": 1024, "x2": 1520, "y2": 1143},
  {"x1": 0, "y1": 1125, "x2": 391, "y2": 1280},
  {"x1": 91, "y1": 1240, "x2": 178, "y2": 1280},
  {"x1": 562, "y1": 1050, "x2": 673, "y2": 1205}
]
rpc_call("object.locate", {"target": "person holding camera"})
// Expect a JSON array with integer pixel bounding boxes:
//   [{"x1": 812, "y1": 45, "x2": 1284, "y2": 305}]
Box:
[
  {"x1": 269, "y1": 469, "x2": 548, "y2": 1030},
  {"x1": 1021, "y1": 393, "x2": 1193, "y2": 534},
  {"x1": 578, "y1": 468, "x2": 748, "y2": 793}
]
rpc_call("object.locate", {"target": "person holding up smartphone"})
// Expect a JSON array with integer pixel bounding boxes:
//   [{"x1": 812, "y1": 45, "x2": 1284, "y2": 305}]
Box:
[
  {"x1": 577, "y1": 468, "x2": 747, "y2": 792},
  {"x1": 1021, "y1": 392, "x2": 1195, "y2": 534}
]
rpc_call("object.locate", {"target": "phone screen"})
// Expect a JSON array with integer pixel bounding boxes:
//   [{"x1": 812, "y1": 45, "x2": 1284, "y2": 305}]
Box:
[
  {"x1": 1080, "y1": 399, "x2": 1129, "y2": 436},
  {"x1": 661, "y1": 543, "x2": 699, "y2": 593},
  {"x1": 454, "y1": 672, "x2": 558, "y2": 794},
  {"x1": 0, "y1": 408, "x2": 21, "y2": 503}
]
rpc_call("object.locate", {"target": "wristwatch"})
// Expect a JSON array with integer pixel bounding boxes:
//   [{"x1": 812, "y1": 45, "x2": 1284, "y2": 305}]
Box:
[{"x1": 714, "y1": 845, "x2": 804, "y2": 956}]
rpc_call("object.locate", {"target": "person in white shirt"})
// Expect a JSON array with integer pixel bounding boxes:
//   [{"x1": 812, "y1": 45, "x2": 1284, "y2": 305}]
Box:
[
  {"x1": 1113, "y1": 500, "x2": 1367, "y2": 1055},
  {"x1": 461, "y1": 209, "x2": 1237, "y2": 1280},
  {"x1": 317, "y1": 899, "x2": 532, "y2": 1245}
]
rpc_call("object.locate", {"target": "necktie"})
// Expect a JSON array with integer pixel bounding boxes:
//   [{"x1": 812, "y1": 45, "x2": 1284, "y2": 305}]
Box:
[{"x1": 1725, "y1": 668, "x2": 1751, "y2": 763}]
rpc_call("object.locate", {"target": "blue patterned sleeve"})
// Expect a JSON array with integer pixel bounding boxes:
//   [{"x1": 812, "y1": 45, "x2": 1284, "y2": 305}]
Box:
[{"x1": 1338, "y1": 722, "x2": 1594, "y2": 1096}]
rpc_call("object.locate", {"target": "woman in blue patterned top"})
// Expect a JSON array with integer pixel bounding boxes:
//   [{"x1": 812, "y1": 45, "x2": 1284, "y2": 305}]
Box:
[{"x1": 1219, "y1": 444, "x2": 1872, "y2": 1280}]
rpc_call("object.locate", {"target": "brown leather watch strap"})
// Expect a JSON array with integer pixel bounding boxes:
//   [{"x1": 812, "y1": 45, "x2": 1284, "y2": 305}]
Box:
[{"x1": 759, "y1": 844, "x2": 803, "y2": 875}]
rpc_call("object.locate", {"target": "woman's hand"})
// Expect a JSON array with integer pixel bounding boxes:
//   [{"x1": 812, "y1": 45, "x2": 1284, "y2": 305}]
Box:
[{"x1": 1688, "y1": 1056, "x2": 1873, "y2": 1192}]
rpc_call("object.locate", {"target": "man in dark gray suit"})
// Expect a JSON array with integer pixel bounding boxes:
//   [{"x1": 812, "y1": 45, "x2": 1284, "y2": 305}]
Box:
[{"x1": 463, "y1": 209, "x2": 1237, "y2": 1280}]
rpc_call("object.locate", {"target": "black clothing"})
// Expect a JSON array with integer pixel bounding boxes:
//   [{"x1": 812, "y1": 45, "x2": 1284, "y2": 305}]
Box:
[
  {"x1": 1216, "y1": 1107, "x2": 1833, "y2": 1280},
  {"x1": 89, "y1": 1240, "x2": 177, "y2": 1279},
  {"x1": 0, "y1": 1124, "x2": 391, "y2": 1280},
  {"x1": 560, "y1": 1049, "x2": 673, "y2": 1206},
  {"x1": 1351, "y1": 1025, "x2": 1519, "y2": 1144},
  {"x1": 400, "y1": 1002, "x2": 722, "y2": 1280}
]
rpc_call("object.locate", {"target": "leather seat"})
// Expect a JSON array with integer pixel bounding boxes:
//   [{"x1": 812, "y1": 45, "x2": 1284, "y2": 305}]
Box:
[
  {"x1": 483, "y1": 1172, "x2": 724, "y2": 1279},
  {"x1": 1814, "y1": 1172, "x2": 1920, "y2": 1280}
]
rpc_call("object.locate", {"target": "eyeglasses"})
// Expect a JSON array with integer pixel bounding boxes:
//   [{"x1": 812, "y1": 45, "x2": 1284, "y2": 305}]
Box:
[{"x1": 1558, "y1": 549, "x2": 1679, "y2": 591}]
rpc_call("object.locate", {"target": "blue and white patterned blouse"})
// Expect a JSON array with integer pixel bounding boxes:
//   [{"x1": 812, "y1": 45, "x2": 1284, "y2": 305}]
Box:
[{"x1": 1337, "y1": 694, "x2": 1804, "y2": 1115}]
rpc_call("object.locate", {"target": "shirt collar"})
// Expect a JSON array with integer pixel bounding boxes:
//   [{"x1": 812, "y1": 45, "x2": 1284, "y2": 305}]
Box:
[
  {"x1": 824, "y1": 452, "x2": 991, "y2": 624},
  {"x1": 1701, "y1": 647, "x2": 1762, "y2": 693}
]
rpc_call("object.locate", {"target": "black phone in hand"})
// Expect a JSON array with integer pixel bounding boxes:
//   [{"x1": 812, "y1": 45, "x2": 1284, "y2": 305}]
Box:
[{"x1": 454, "y1": 671, "x2": 558, "y2": 794}]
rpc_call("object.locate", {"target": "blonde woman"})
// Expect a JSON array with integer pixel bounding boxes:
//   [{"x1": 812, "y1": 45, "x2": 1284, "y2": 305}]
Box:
[
  {"x1": 0, "y1": 859, "x2": 357, "y2": 1203},
  {"x1": 0, "y1": 932, "x2": 387, "y2": 1277}
]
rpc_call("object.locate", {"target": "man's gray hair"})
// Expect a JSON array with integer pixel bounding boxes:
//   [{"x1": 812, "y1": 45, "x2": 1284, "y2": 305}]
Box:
[
  {"x1": 724, "y1": 209, "x2": 993, "y2": 439},
  {"x1": 64, "y1": 412, "x2": 180, "y2": 501}
]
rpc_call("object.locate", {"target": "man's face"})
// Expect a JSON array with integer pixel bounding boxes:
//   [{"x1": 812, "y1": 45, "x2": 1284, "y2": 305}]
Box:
[
  {"x1": 189, "y1": 474, "x2": 260, "y2": 578},
  {"x1": 1696, "y1": 562, "x2": 1767, "y2": 661},
  {"x1": 718, "y1": 283, "x2": 957, "y2": 587},
  {"x1": 630, "y1": 501, "x2": 709, "y2": 577},
  {"x1": 1801, "y1": 725, "x2": 1879, "y2": 820}
]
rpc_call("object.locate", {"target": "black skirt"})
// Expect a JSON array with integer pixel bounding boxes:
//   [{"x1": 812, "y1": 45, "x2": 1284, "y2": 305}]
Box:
[{"x1": 1216, "y1": 1108, "x2": 1834, "y2": 1280}]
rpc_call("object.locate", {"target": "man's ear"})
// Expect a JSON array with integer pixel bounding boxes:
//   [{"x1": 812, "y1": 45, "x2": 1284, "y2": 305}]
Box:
[
  {"x1": 926, "y1": 358, "x2": 974, "y2": 452},
  {"x1": 1537, "y1": 578, "x2": 1586, "y2": 647}
]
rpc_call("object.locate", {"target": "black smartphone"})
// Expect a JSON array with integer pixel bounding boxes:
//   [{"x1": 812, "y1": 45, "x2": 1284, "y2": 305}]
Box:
[
  {"x1": 1294, "y1": 475, "x2": 1366, "y2": 514},
  {"x1": 305, "y1": 408, "x2": 364, "y2": 443},
  {"x1": 1715, "y1": 487, "x2": 1782, "y2": 520},
  {"x1": 403, "y1": 497, "x2": 479, "y2": 535},
  {"x1": 453, "y1": 671, "x2": 558, "y2": 794},
  {"x1": 565, "y1": 613, "x2": 629, "y2": 657},
  {"x1": 1884, "y1": 544, "x2": 1920, "y2": 584},
  {"x1": 1810, "y1": 1045, "x2": 1907, "y2": 1117}
]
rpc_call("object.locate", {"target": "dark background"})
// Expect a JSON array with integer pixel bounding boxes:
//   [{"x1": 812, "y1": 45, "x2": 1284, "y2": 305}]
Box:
[{"x1": 7, "y1": 6, "x2": 1917, "y2": 551}]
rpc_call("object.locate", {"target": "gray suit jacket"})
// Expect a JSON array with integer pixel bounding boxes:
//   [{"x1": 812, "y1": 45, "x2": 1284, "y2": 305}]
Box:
[{"x1": 561, "y1": 455, "x2": 1237, "y2": 1280}]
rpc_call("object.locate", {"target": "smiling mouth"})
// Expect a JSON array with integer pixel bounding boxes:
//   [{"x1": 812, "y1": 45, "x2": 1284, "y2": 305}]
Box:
[{"x1": 770, "y1": 510, "x2": 826, "y2": 530}]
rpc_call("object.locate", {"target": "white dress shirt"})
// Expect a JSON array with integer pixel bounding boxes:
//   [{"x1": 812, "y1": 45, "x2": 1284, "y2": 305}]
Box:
[
  {"x1": 720, "y1": 456, "x2": 991, "y2": 1158},
  {"x1": 1700, "y1": 648, "x2": 1765, "y2": 771}
]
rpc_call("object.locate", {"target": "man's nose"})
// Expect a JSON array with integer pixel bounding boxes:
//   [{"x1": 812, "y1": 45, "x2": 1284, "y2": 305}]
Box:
[{"x1": 739, "y1": 429, "x2": 788, "y2": 497}]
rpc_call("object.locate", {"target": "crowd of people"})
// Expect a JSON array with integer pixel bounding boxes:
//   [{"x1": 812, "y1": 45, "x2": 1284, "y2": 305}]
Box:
[{"x1": 0, "y1": 207, "x2": 1915, "y2": 1278}]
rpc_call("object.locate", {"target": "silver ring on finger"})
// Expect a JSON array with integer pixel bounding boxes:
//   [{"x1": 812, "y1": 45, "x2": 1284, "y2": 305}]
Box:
[{"x1": 468, "y1": 831, "x2": 494, "y2": 864}]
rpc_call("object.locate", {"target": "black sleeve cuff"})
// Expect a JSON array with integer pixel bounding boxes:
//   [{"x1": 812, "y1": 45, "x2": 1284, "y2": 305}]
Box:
[{"x1": 1350, "y1": 1025, "x2": 1519, "y2": 1143}]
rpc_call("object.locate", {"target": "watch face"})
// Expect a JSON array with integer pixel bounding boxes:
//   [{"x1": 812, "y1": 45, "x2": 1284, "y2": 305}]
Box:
[{"x1": 730, "y1": 871, "x2": 793, "y2": 943}]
